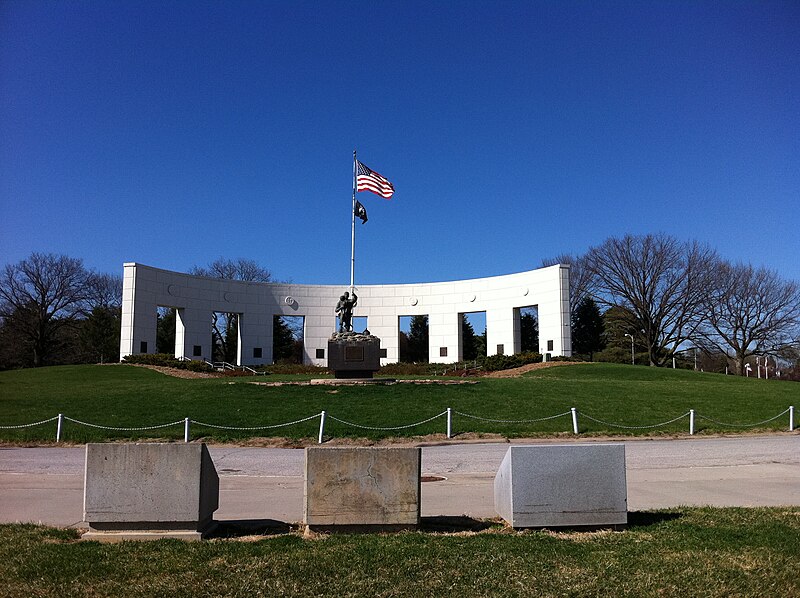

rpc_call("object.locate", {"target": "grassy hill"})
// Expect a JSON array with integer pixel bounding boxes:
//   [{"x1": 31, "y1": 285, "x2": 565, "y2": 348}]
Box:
[{"x1": 0, "y1": 363, "x2": 796, "y2": 443}]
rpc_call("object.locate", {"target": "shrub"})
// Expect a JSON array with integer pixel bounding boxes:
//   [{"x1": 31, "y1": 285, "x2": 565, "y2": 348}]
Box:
[
  {"x1": 122, "y1": 353, "x2": 180, "y2": 366},
  {"x1": 262, "y1": 363, "x2": 330, "y2": 376},
  {"x1": 379, "y1": 362, "x2": 434, "y2": 375},
  {"x1": 185, "y1": 360, "x2": 214, "y2": 373}
]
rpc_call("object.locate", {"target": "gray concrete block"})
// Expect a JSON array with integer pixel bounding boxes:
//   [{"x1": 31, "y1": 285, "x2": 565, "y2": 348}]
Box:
[
  {"x1": 83, "y1": 443, "x2": 219, "y2": 541},
  {"x1": 494, "y1": 444, "x2": 627, "y2": 528},
  {"x1": 304, "y1": 447, "x2": 421, "y2": 530}
]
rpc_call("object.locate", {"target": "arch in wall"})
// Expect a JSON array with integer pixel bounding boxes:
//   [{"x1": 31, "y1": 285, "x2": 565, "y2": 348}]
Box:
[{"x1": 120, "y1": 263, "x2": 571, "y2": 366}]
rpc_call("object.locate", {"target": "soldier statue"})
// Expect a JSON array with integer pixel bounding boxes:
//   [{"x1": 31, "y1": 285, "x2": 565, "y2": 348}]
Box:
[{"x1": 335, "y1": 291, "x2": 358, "y2": 333}]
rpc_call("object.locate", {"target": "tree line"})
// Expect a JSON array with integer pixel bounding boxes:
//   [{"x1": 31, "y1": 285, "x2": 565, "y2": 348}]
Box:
[
  {"x1": 546, "y1": 233, "x2": 800, "y2": 377},
  {"x1": 0, "y1": 253, "x2": 123, "y2": 368}
]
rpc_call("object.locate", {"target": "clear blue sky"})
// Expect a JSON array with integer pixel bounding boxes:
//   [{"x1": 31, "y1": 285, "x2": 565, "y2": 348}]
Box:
[{"x1": 2, "y1": 1, "x2": 798, "y2": 288}]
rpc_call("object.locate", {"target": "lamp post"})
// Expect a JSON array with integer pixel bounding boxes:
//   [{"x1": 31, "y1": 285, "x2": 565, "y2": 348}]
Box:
[{"x1": 624, "y1": 333, "x2": 634, "y2": 366}]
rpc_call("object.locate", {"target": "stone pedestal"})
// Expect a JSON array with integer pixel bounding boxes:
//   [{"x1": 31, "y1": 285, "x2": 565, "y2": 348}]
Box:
[
  {"x1": 304, "y1": 447, "x2": 421, "y2": 532},
  {"x1": 494, "y1": 444, "x2": 627, "y2": 529},
  {"x1": 328, "y1": 332, "x2": 381, "y2": 379},
  {"x1": 82, "y1": 443, "x2": 219, "y2": 541}
]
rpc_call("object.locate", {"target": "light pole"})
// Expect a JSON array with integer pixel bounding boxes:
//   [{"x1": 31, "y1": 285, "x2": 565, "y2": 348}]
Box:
[{"x1": 624, "y1": 333, "x2": 634, "y2": 366}]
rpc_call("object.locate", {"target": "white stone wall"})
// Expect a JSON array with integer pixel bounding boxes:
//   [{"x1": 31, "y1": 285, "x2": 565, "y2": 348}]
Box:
[{"x1": 120, "y1": 263, "x2": 572, "y2": 366}]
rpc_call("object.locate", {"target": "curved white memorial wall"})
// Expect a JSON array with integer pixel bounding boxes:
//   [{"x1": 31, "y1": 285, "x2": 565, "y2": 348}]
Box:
[{"x1": 120, "y1": 263, "x2": 571, "y2": 366}]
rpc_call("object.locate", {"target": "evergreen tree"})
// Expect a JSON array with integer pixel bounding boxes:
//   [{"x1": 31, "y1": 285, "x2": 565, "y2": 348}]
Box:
[
  {"x1": 520, "y1": 312, "x2": 539, "y2": 353},
  {"x1": 406, "y1": 315, "x2": 429, "y2": 362},
  {"x1": 80, "y1": 306, "x2": 121, "y2": 363},
  {"x1": 156, "y1": 308, "x2": 176, "y2": 354},
  {"x1": 461, "y1": 314, "x2": 478, "y2": 361},
  {"x1": 273, "y1": 315, "x2": 296, "y2": 363},
  {"x1": 475, "y1": 329, "x2": 487, "y2": 359},
  {"x1": 571, "y1": 297, "x2": 606, "y2": 360}
]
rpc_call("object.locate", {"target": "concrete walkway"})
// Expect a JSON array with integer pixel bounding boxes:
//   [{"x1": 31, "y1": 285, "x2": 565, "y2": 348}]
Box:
[{"x1": 1, "y1": 435, "x2": 797, "y2": 528}]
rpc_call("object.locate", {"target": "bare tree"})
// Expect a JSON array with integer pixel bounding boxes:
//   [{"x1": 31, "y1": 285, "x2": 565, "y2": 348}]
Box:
[
  {"x1": 541, "y1": 253, "x2": 594, "y2": 320},
  {"x1": 0, "y1": 253, "x2": 94, "y2": 366},
  {"x1": 697, "y1": 260, "x2": 800, "y2": 375},
  {"x1": 585, "y1": 234, "x2": 716, "y2": 366},
  {"x1": 88, "y1": 273, "x2": 123, "y2": 309},
  {"x1": 189, "y1": 258, "x2": 273, "y2": 362},
  {"x1": 189, "y1": 258, "x2": 272, "y2": 283}
]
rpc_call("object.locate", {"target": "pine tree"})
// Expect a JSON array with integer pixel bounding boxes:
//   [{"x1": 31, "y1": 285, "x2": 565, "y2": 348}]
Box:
[
  {"x1": 461, "y1": 314, "x2": 478, "y2": 361},
  {"x1": 571, "y1": 297, "x2": 606, "y2": 360},
  {"x1": 273, "y1": 315, "x2": 296, "y2": 363},
  {"x1": 520, "y1": 312, "x2": 539, "y2": 353},
  {"x1": 406, "y1": 315, "x2": 429, "y2": 362}
]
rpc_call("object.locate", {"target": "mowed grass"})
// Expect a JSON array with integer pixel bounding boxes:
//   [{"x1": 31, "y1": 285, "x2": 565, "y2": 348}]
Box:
[
  {"x1": 0, "y1": 363, "x2": 797, "y2": 443},
  {"x1": 1, "y1": 508, "x2": 798, "y2": 597}
]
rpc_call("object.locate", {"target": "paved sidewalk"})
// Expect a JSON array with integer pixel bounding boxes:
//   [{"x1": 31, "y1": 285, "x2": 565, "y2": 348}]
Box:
[{"x1": 1, "y1": 435, "x2": 797, "y2": 528}]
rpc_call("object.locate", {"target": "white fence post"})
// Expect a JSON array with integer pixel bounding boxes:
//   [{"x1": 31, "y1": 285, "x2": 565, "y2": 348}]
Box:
[
  {"x1": 184, "y1": 418, "x2": 191, "y2": 443},
  {"x1": 318, "y1": 410, "x2": 326, "y2": 444},
  {"x1": 56, "y1": 413, "x2": 63, "y2": 443},
  {"x1": 571, "y1": 407, "x2": 579, "y2": 435},
  {"x1": 790, "y1": 406, "x2": 795, "y2": 432},
  {"x1": 447, "y1": 408, "x2": 452, "y2": 439},
  {"x1": 689, "y1": 409, "x2": 695, "y2": 435}
]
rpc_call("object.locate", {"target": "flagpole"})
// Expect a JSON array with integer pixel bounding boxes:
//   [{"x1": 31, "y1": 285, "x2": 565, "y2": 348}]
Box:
[{"x1": 350, "y1": 150, "x2": 357, "y2": 293}]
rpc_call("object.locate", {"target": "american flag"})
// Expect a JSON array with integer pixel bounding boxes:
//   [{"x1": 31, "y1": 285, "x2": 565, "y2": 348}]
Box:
[{"x1": 356, "y1": 160, "x2": 394, "y2": 199}]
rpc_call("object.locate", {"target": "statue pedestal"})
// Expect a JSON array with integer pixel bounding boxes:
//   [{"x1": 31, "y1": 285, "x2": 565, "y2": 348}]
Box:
[{"x1": 328, "y1": 332, "x2": 381, "y2": 379}]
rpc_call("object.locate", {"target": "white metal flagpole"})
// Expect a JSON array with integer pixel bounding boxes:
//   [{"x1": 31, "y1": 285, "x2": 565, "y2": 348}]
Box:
[{"x1": 350, "y1": 150, "x2": 357, "y2": 292}]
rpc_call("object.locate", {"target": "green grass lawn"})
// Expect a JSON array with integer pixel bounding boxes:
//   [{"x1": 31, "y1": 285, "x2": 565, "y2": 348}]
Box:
[
  {"x1": 1, "y1": 508, "x2": 798, "y2": 597},
  {"x1": 0, "y1": 363, "x2": 797, "y2": 443}
]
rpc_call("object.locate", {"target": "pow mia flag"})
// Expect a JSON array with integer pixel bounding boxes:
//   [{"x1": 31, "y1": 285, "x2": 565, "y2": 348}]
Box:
[{"x1": 354, "y1": 199, "x2": 368, "y2": 224}]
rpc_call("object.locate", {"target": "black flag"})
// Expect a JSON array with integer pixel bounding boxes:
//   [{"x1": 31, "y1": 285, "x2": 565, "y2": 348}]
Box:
[{"x1": 354, "y1": 200, "x2": 368, "y2": 224}]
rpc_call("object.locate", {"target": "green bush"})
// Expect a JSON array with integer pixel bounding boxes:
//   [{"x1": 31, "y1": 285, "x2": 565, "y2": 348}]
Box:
[
  {"x1": 379, "y1": 362, "x2": 436, "y2": 375},
  {"x1": 185, "y1": 360, "x2": 214, "y2": 373},
  {"x1": 122, "y1": 353, "x2": 180, "y2": 366},
  {"x1": 262, "y1": 363, "x2": 330, "y2": 376}
]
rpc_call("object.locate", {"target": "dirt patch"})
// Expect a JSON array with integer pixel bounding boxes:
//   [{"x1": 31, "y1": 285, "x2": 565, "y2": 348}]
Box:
[
  {"x1": 485, "y1": 360, "x2": 591, "y2": 378},
  {"x1": 129, "y1": 364, "x2": 221, "y2": 379},
  {"x1": 127, "y1": 361, "x2": 587, "y2": 380}
]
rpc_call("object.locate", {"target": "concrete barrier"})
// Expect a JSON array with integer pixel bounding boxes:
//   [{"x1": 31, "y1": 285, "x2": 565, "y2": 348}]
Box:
[
  {"x1": 304, "y1": 446, "x2": 421, "y2": 531},
  {"x1": 494, "y1": 444, "x2": 627, "y2": 529},
  {"x1": 82, "y1": 443, "x2": 219, "y2": 541}
]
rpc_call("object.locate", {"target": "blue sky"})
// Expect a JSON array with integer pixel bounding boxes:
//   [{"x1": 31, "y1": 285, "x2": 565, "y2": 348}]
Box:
[{"x1": 2, "y1": 1, "x2": 798, "y2": 289}]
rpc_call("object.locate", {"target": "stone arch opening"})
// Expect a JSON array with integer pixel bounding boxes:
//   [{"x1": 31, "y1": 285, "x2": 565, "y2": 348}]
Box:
[
  {"x1": 398, "y1": 315, "x2": 429, "y2": 363},
  {"x1": 514, "y1": 305, "x2": 539, "y2": 354},
  {"x1": 460, "y1": 311, "x2": 486, "y2": 361},
  {"x1": 273, "y1": 315, "x2": 305, "y2": 364}
]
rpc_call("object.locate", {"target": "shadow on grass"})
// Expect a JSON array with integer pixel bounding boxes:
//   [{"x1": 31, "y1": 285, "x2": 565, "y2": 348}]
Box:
[
  {"x1": 210, "y1": 516, "x2": 496, "y2": 538},
  {"x1": 212, "y1": 519, "x2": 296, "y2": 538},
  {"x1": 420, "y1": 515, "x2": 496, "y2": 533},
  {"x1": 208, "y1": 513, "x2": 674, "y2": 538},
  {"x1": 627, "y1": 511, "x2": 683, "y2": 528}
]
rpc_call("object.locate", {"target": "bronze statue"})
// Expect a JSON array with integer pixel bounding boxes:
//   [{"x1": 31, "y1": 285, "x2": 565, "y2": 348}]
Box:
[{"x1": 335, "y1": 291, "x2": 358, "y2": 332}]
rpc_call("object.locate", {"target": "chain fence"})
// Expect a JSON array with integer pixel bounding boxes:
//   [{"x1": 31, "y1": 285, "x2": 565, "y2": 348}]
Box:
[{"x1": 0, "y1": 405, "x2": 795, "y2": 443}]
